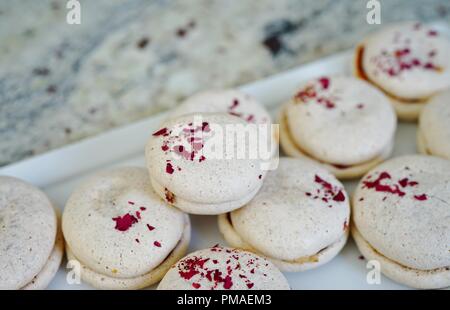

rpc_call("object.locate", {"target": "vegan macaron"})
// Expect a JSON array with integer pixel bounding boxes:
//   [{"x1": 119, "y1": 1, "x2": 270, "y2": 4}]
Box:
[
  {"x1": 354, "y1": 22, "x2": 450, "y2": 121},
  {"x1": 279, "y1": 75, "x2": 396, "y2": 179},
  {"x1": 0, "y1": 176, "x2": 63, "y2": 289},
  {"x1": 62, "y1": 167, "x2": 190, "y2": 289},
  {"x1": 219, "y1": 157, "x2": 350, "y2": 272},
  {"x1": 352, "y1": 155, "x2": 450, "y2": 289},
  {"x1": 146, "y1": 113, "x2": 270, "y2": 215},
  {"x1": 417, "y1": 90, "x2": 450, "y2": 160},
  {"x1": 157, "y1": 245, "x2": 290, "y2": 290}
]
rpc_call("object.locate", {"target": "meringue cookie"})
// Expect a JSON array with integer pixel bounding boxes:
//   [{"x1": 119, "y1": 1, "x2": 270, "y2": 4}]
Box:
[
  {"x1": 354, "y1": 22, "x2": 450, "y2": 121},
  {"x1": 62, "y1": 167, "x2": 190, "y2": 289},
  {"x1": 219, "y1": 157, "x2": 350, "y2": 272},
  {"x1": 279, "y1": 75, "x2": 396, "y2": 179},
  {"x1": 146, "y1": 113, "x2": 270, "y2": 214},
  {"x1": 0, "y1": 176, "x2": 61, "y2": 289},
  {"x1": 352, "y1": 155, "x2": 450, "y2": 289}
]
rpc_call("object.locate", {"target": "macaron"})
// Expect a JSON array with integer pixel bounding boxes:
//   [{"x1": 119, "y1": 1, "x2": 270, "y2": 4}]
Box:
[
  {"x1": 279, "y1": 75, "x2": 396, "y2": 179},
  {"x1": 219, "y1": 157, "x2": 350, "y2": 272},
  {"x1": 157, "y1": 245, "x2": 290, "y2": 290},
  {"x1": 417, "y1": 90, "x2": 450, "y2": 160},
  {"x1": 352, "y1": 155, "x2": 450, "y2": 289},
  {"x1": 0, "y1": 176, "x2": 62, "y2": 290},
  {"x1": 169, "y1": 89, "x2": 272, "y2": 124},
  {"x1": 62, "y1": 167, "x2": 191, "y2": 289},
  {"x1": 146, "y1": 113, "x2": 269, "y2": 215},
  {"x1": 354, "y1": 22, "x2": 450, "y2": 121}
]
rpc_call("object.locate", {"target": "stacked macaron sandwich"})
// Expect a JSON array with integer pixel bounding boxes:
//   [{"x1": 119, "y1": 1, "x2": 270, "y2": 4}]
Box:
[{"x1": 0, "y1": 22, "x2": 449, "y2": 290}]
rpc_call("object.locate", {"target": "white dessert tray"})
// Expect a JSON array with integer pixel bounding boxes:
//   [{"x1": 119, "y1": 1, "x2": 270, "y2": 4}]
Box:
[{"x1": 2, "y1": 22, "x2": 449, "y2": 290}]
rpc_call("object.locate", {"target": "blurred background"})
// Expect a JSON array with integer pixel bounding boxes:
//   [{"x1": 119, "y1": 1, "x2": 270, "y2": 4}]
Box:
[{"x1": 0, "y1": 0, "x2": 449, "y2": 167}]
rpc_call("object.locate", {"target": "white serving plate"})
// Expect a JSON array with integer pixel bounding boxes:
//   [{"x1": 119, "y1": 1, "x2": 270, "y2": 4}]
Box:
[{"x1": 1, "y1": 23, "x2": 449, "y2": 290}]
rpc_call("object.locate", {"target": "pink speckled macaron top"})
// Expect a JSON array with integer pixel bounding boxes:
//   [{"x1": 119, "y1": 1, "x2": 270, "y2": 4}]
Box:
[{"x1": 361, "y1": 22, "x2": 450, "y2": 100}]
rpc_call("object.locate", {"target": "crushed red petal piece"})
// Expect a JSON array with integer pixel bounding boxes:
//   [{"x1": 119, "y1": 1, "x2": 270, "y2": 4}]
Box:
[
  {"x1": 166, "y1": 163, "x2": 174, "y2": 174},
  {"x1": 414, "y1": 194, "x2": 427, "y2": 201},
  {"x1": 313, "y1": 175, "x2": 345, "y2": 205},
  {"x1": 175, "y1": 246, "x2": 267, "y2": 290},
  {"x1": 314, "y1": 175, "x2": 333, "y2": 190},
  {"x1": 362, "y1": 171, "x2": 405, "y2": 197},
  {"x1": 178, "y1": 257, "x2": 210, "y2": 280},
  {"x1": 398, "y1": 178, "x2": 409, "y2": 187},
  {"x1": 372, "y1": 40, "x2": 441, "y2": 77},
  {"x1": 112, "y1": 213, "x2": 138, "y2": 232},
  {"x1": 230, "y1": 99, "x2": 239, "y2": 110},
  {"x1": 147, "y1": 224, "x2": 155, "y2": 231},
  {"x1": 154, "y1": 241, "x2": 162, "y2": 247},
  {"x1": 318, "y1": 77, "x2": 330, "y2": 89},
  {"x1": 223, "y1": 276, "x2": 233, "y2": 289},
  {"x1": 192, "y1": 283, "x2": 201, "y2": 289},
  {"x1": 202, "y1": 122, "x2": 210, "y2": 132},
  {"x1": 294, "y1": 80, "x2": 336, "y2": 110},
  {"x1": 332, "y1": 190, "x2": 346, "y2": 202},
  {"x1": 153, "y1": 127, "x2": 168, "y2": 136}
]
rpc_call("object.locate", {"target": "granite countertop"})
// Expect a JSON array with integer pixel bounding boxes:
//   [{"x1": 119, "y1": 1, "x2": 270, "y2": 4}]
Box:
[{"x1": 1, "y1": 0, "x2": 449, "y2": 166}]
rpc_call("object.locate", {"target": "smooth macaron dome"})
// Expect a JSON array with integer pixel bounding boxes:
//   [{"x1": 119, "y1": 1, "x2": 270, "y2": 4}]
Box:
[
  {"x1": 354, "y1": 22, "x2": 450, "y2": 121},
  {"x1": 146, "y1": 113, "x2": 268, "y2": 215},
  {"x1": 418, "y1": 90, "x2": 450, "y2": 160},
  {"x1": 352, "y1": 155, "x2": 450, "y2": 289},
  {"x1": 219, "y1": 158, "x2": 350, "y2": 272},
  {"x1": 157, "y1": 245, "x2": 290, "y2": 290},
  {"x1": 0, "y1": 176, "x2": 58, "y2": 289},
  {"x1": 169, "y1": 89, "x2": 272, "y2": 124},
  {"x1": 280, "y1": 75, "x2": 396, "y2": 179},
  {"x1": 62, "y1": 167, "x2": 190, "y2": 289}
]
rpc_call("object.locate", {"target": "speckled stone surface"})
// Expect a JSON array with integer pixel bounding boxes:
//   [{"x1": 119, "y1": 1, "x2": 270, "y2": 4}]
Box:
[{"x1": 1, "y1": 0, "x2": 449, "y2": 166}]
